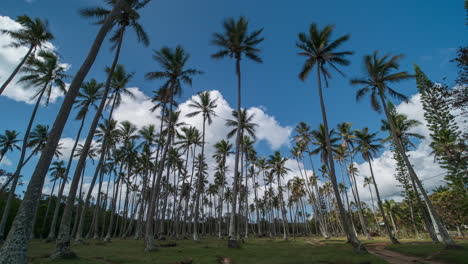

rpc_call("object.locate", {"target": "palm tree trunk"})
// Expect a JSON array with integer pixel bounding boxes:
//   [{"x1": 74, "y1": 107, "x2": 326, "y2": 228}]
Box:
[
  {"x1": 104, "y1": 163, "x2": 124, "y2": 242},
  {"x1": 193, "y1": 115, "x2": 206, "y2": 241},
  {"x1": 367, "y1": 160, "x2": 399, "y2": 244},
  {"x1": 315, "y1": 66, "x2": 364, "y2": 252},
  {"x1": 40, "y1": 180, "x2": 57, "y2": 239},
  {"x1": 0, "y1": 82, "x2": 47, "y2": 243},
  {"x1": 378, "y1": 93, "x2": 457, "y2": 248},
  {"x1": 46, "y1": 174, "x2": 67, "y2": 241},
  {"x1": 0, "y1": 5, "x2": 121, "y2": 259},
  {"x1": 53, "y1": 23, "x2": 125, "y2": 258},
  {"x1": 228, "y1": 57, "x2": 242, "y2": 248},
  {"x1": 0, "y1": 45, "x2": 35, "y2": 95},
  {"x1": 72, "y1": 163, "x2": 86, "y2": 238}
]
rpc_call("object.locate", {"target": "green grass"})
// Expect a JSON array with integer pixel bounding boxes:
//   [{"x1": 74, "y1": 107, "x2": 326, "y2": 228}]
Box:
[
  {"x1": 28, "y1": 237, "x2": 387, "y2": 264},
  {"x1": 385, "y1": 239, "x2": 468, "y2": 264}
]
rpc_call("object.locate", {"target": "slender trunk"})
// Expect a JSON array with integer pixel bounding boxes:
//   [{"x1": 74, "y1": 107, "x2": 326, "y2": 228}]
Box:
[
  {"x1": 315, "y1": 66, "x2": 364, "y2": 252},
  {"x1": 0, "y1": 45, "x2": 35, "y2": 95},
  {"x1": 46, "y1": 174, "x2": 67, "y2": 241},
  {"x1": 40, "y1": 180, "x2": 57, "y2": 239},
  {"x1": 193, "y1": 115, "x2": 206, "y2": 241},
  {"x1": 378, "y1": 93, "x2": 457, "y2": 247},
  {"x1": 0, "y1": 82, "x2": 47, "y2": 242},
  {"x1": 228, "y1": 57, "x2": 242, "y2": 248},
  {"x1": 52, "y1": 23, "x2": 125, "y2": 258}
]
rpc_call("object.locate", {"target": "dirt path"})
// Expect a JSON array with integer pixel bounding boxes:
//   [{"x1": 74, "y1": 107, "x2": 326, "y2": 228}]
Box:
[{"x1": 366, "y1": 243, "x2": 445, "y2": 264}]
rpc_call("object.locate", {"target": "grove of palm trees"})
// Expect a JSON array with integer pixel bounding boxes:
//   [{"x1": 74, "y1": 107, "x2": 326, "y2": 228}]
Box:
[{"x1": 0, "y1": 0, "x2": 466, "y2": 263}]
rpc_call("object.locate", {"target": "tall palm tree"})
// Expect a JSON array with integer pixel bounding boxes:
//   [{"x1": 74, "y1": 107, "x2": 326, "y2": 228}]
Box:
[
  {"x1": 0, "y1": 3, "x2": 126, "y2": 262},
  {"x1": 0, "y1": 15, "x2": 54, "y2": 95},
  {"x1": 0, "y1": 50, "x2": 67, "y2": 243},
  {"x1": 363, "y1": 176, "x2": 379, "y2": 229},
  {"x1": 268, "y1": 151, "x2": 290, "y2": 240},
  {"x1": 354, "y1": 128, "x2": 398, "y2": 244},
  {"x1": 53, "y1": 0, "x2": 150, "y2": 256},
  {"x1": 211, "y1": 16, "x2": 264, "y2": 248},
  {"x1": 0, "y1": 130, "x2": 21, "y2": 163},
  {"x1": 144, "y1": 45, "x2": 201, "y2": 251},
  {"x1": 336, "y1": 122, "x2": 371, "y2": 239},
  {"x1": 296, "y1": 23, "x2": 362, "y2": 250},
  {"x1": 213, "y1": 139, "x2": 233, "y2": 238},
  {"x1": 351, "y1": 51, "x2": 458, "y2": 248},
  {"x1": 186, "y1": 91, "x2": 217, "y2": 241}
]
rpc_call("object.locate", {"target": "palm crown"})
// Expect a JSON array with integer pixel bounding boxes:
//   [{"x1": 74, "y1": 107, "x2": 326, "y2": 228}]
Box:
[{"x1": 1, "y1": 15, "x2": 53, "y2": 49}]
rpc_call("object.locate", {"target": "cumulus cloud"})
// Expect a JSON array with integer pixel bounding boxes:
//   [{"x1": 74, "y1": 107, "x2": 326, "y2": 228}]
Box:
[
  {"x1": 0, "y1": 15, "x2": 68, "y2": 104},
  {"x1": 351, "y1": 94, "x2": 448, "y2": 203},
  {"x1": 0, "y1": 156, "x2": 12, "y2": 167}
]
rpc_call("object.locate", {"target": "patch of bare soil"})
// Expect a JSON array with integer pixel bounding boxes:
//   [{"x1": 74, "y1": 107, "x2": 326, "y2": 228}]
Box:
[{"x1": 366, "y1": 243, "x2": 446, "y2": 264}]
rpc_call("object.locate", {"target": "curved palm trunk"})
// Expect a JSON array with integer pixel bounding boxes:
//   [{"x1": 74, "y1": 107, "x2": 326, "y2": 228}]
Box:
[
  {"x1": 315, "y1": 66, "x2": 364, "y2": 252},
  {"x1": 53, "y1": 23, "x2": 125, "y2": 258},
  {"x1": 0, "y1": 45, "x2": 34, "y2": 95},
  {"x1": 367, "y1": 160, "x2": 399, "y2": 244},
  {"x1": 0, "y1": 82, "x2": 47, "y2": 243},
  {"x1": 228, "y1": 57, "x2": 242, "y2": 248},
  {"x1": 348, "y1": 153, "x2": 371, "y2": 239},
  {"x1": 71, "y1": 163, "x2": 86, "y2": 238},
  {"x1": 378, "y1": 93, "x2": 457, "y2": 248},
  {"x1": 0, "y1": 6, "x2": 121, "y2": 261}
]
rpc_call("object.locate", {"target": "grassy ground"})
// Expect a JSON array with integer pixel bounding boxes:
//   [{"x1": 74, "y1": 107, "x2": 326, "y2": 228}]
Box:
[
  {"x1": 385, "y1": 239, "x2": 468, "y2": 264},
  {"x1": 28, "y1": 237, "x2": 387, "y2": 264}
]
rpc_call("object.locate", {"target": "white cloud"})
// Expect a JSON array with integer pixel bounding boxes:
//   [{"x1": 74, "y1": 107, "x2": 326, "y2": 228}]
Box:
[
  {"x1": 0, "y1": 15, "x2": 68, "y2": 104},
  {"x1": 351, "y1": 94, "x2": 448, "y2": 204},
  {"x1": 0, "y1": 156, "x2": 12, "y2": 167}
]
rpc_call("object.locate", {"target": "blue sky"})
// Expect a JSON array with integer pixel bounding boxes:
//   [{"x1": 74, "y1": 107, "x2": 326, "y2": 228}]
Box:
[{"x1": 0, "y1": 0, "x2": 466, "y2": 199}]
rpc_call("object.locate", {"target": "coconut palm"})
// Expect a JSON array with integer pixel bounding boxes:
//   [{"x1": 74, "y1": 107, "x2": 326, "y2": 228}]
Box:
[
  {"x1": 211, "y1": 16, "x2": 263, "y2": 248},
  {"x1": 351, "y1": 51, "x2": 458, "y2": 248},
  {"x1": 268, "y1": 151, "x2": 290, "y2": 240},
  {"x1": 296, "y1": 23, "x2": 363, "y2": 251},
  {"x1": 186, "y1": 91, "x2": 217, "y2": 241},
  {"x1": 363, "y1": 176, "x2": 379, "y2": 228},
  {"x1": 336, "y1": 122, "x2": 371, "y2": 239},
  {"x1": 46, "y1": 161, "x2": 68, "y2": 242},
  {"x1": 0, "y1": 15, "x2": 54, "y2": 95},
  {"x1": 144, "y1": 45, "x2": 201, "y2": 251},
  {"x1": 354, "y1": 127, "x2": 398, "y2": 244},
  {"x1": 0, "y1": 50, "x2": 67, "y2": 243},
  {"x1": 0, "y1": 3, "x2": 126, "y2": 261},
  {"x1": 0, "y1": 130, "x2": 21, "y2": 163},
  {"x1": 213, "y1": 139, "x2": 233, "y2": 238}
]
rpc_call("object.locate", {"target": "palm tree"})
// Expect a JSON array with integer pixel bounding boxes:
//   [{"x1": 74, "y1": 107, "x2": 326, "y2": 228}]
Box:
[
  {"x1": 0, "y1": 3, "x2": 126, "y2": 261},
  {"x1": 53, "y1": 0, "x2": 150, "y2": 256},
  {"x1": 40, "y1": 168, "x2": 63, "y2": 238},
  {"x1": 296, "y1": 23, "x2": 362, "y2": 251},
  {"x1": 268, "y1": 151, "x2": 290, "y2": 240},
  {"x1": 186, "y1": 91, "x2": 217, "y2": 241},
  {"x1": 46, "y1": 161, "x2": 68, "y2": 242},
  {"x1": 0, "y1": 130, "x2": 21, "y2": 163},
  {"x1": 363, "y1": 176, "x2": 379, "y2": 229},
  {"x1": 351, "y1": 51, "x2": 458, "y2": 248},
  {"x1": 211, "y1": 16, "x2": 264, "y2": 248},
  {"x1": 0, "y1": 50, "x2": 67, "y2": 243},
  {"x1": 354, "y1": 128, "x2": 398, "y2": 244},
  {"x1": 336, "y1": 122, "x2": 371, "y2": 239},
  {"x1": 0, "y1": 15, "x2": 54, "y2": 95},
  {"x1": 144, "y1": 45, "x2": 201, "y2": 251},
  {"x1": 213, "y1": 139, "x2": 233, "y2": 238}
]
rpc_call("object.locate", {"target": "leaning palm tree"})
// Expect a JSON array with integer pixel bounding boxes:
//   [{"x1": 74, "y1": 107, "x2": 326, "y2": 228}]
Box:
[
  {"x1": 211, "y1": 16, "x2": 263, "y2": 248},
  {"x1": 143, "y1": 45, "x2": 202, "y2": 251},
  {"x1": 0, "y1": 50, "x2": 67, "y2": 243},
  {"x1": 0, "y1": 130, "x2": 21, "y2": 163},
  {"x1": 0, "y1": 15, "x2": 54, "y2": 95},
  {"x1": 46, "y1": 161, "x2": 68, "y2": 242},
  {"x1": 186, "y1": 91, "x2": 217, "y2": 241},
  {"x1": 354, "y1": 128, "x2": 398, "y2": 244},
  {"x1": 0, "y1": 3, "x2": 126, "y2": 262},
  {"x1": 351, "y1": 51, "x2": 458, "y2": 248},
  {"x1": 296, "y1": 23, "x2": 363, "y2": 251},
  {"x1": 56, "y1": 2, "x2": 150, "y2": 256}
]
